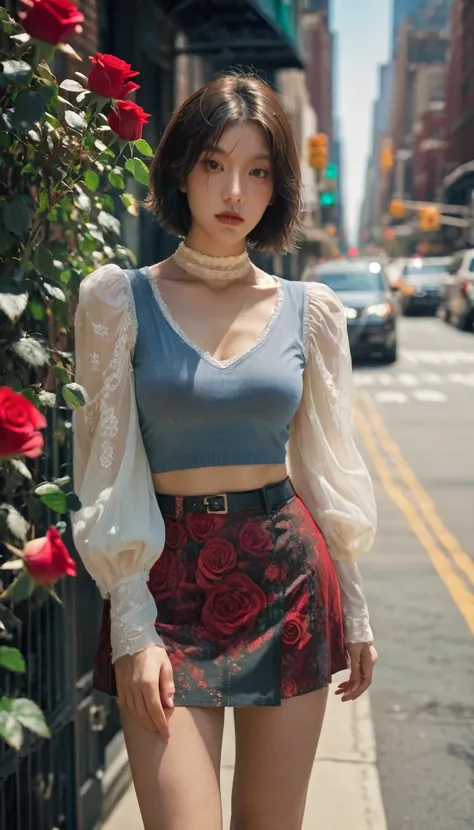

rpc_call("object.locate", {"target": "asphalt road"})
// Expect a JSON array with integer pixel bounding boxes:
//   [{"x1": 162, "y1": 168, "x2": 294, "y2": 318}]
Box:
[{"x1": 354, "y1": 314, "x2": 474, "y2": 830}]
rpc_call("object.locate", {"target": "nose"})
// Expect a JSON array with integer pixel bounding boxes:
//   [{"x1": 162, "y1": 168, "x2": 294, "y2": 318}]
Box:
[{"x1": 222, "y1": 169, "x2": 244, "y2": 203}]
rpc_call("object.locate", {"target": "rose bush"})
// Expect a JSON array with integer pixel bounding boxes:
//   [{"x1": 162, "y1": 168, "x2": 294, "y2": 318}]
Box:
[{"x1": 0, "y1": 1, "x2": 155, "y2": 750}]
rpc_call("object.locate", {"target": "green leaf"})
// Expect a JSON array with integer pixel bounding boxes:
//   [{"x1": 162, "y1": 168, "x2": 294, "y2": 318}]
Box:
[
  {"x1": 125, "y1": 157, "x2": 149, "y2": 187},
  {"x1": 10, "y1": 32, "x2": 31, "y2": 45},
  {"x1": 0, "y1": 286, "x2": 28, "y2": 321},
  {"x1": 135, "y1": 138, "x2": 154, "y2": 157},
  {"x1": 0, "y1": 646, "x2": 25, "y2": 673},
  {"x1": 13, "y1": 337, "x2": 48, "y2": 366},
  {"x1": 34, "y1": 246, "x2": 55, "y2": 277},
  {"x1": 2, "y1": 202, "x2": 31, "y2": 235},
  {"x1": 62, "y1": 383, "x2": 86, "y2": 409},
  {"x1": 10, "y1": 698, "x2": 50, "y2": 739},
  {"x1": 59, "y1": 270, "x2": 71, "y2": 285},
  {"x1": 66, "y1": 492, "x2": 82, "y2": 512},
  {"x1": 99, "y1": 193, "x2": 115, "y2": 213},
  {"x1": 0, "y1": 59, "x2": 32, "y2": 86},
  {"x1": 37, "y1": 390, "x2": 56, "y2": 407},
  {"x1": 97, "y1": 211, "x2": 120, "y2": 235},
  {"x1": 74, "y1": 191, "x2": 91, "y2": 213},
  {"x1": 28, "y1": 300, "x2": 45, "y2": 321},
  {"x1": 10, "y1": 90, "x2": 45, "y2": 131},
  {"x1": 84, "y1": 170, "x2": 100, "y2": 192},
  {"x1": 120, "y1": 193, "x2": 133, "y2": 208},
  {"x1": 59, "y1": 79, "x2": 84, "y2": 93},
  {"x1": 34, "y1": 483, "x2": 68, "y2": 514},
  {"x1": 0, "y1": 132, "x2": 12, "y2": 149},
  {"x1": 64, "y1": 110, "x2": 87, "y2": 131},
  {"x1": 9, "y1": 458, "x2": 32, "y2": 480},
  {"x1": 37, "y1": 80, "x2": 58, "y2": 105},
  {"x1": 1, "y1": 572, "x2": 32, "y2": 604},
  {"x1": 52, "y1": 365, "x2": 69, "y2": 383},
  {"x1": 38, "y1": 191, "x2": 49, "y2": 212},
  {"x1": 0, "y1": 707, "x2": 23, "y2": 750},
  {"x1": 0, "y1": 605, "x2": 22, "y2": 635},
  {"x1": 108, "y1": 171, "x2": 125, "y2": 190}
]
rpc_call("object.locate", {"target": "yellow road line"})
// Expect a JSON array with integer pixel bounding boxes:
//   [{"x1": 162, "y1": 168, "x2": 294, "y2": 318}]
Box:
[
  {"x1": 360, "y1": 390, "x2": 474, "y2": 588},
  {"x1": 355, "y1": 394, "x2": 474, "y2": 635}
]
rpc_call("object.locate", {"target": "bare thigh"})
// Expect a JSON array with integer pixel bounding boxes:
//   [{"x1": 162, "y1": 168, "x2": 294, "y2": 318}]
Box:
[
  {"x1": 121, "y1": 706, "x2": 225, "y2": 830},
  {"x1": 231, "y1": 687, "x2": 329, "y2": 830}
]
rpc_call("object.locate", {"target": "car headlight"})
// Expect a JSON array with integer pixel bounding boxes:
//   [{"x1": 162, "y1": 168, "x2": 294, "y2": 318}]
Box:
[
  {"x1": 364, "y1": 302, "x2": 392, "y2": 318},
  {"x1": 344, "y1": 307, "x2": 358, "y2": 319}
]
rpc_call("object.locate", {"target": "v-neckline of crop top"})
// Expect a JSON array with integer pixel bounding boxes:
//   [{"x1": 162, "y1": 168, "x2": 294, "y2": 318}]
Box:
[{"x1": 144, "y1": 266, "x2": 285, "y2": 370}]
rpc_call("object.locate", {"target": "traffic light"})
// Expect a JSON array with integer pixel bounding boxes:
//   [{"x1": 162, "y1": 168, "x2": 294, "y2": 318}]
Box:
[
  {"x1": 389, "y1": 199, "x2": 405, "y2": 220},
  {"x1": 419, "y1": 206, "x2": 440, "y2": 231},
  {"x1": 380, "y1": 142, "x2": 393, "y2": 172},
  {"x1": 325, "y1": 163, "x2": 338, "y2": 180},
  {"x1": 308, "y1": 134, "x2": 328, "y2": 169}
]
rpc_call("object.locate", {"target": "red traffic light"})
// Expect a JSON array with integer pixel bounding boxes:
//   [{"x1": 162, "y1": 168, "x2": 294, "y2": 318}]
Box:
[{"x1": 348, "y1": 246, "x2": 358, "y2": 257}]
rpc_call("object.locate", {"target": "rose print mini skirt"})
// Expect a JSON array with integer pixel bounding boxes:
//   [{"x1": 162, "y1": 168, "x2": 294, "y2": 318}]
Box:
[{"x1": 93, "y1": 488, "x2": 348, "y2": 706}]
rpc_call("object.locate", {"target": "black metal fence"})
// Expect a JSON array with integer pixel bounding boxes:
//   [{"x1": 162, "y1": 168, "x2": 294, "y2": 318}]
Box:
[{"x1": 0, "y1": 407, "x2": 122, "y2": 830}]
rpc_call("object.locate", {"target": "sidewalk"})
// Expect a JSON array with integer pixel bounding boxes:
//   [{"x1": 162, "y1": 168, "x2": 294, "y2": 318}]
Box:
[{"x1": 103, "y1": 670, "x2": 387, "y2": 830}]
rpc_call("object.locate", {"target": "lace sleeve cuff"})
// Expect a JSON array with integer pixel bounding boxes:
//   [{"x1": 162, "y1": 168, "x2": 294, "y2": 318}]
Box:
[
  {"x1": 109, "y1": 573, "x2": 165, "y2": 663},
  {"x1": 333, "y1": 560, "x2": 374, "y2": 644}
]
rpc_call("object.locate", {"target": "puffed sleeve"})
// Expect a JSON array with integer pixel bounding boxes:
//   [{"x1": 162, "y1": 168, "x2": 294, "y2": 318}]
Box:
[
  {"x1": 287, "y1": 281, "x2": 377, "y2": 643},
  {"x1": 72, "y1": 264, "x2": 166, "y2": 663}
]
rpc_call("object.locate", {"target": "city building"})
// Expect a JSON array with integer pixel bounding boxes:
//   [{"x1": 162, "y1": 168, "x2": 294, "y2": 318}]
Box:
[{"x1": 392, "y1": 0, "x2": 453, "y2": 54}]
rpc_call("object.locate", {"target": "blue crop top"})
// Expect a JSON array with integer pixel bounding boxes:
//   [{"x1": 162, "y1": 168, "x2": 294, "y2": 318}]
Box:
[{"x1": 126, "y1": 268, "x2": 307, "y2": 474}]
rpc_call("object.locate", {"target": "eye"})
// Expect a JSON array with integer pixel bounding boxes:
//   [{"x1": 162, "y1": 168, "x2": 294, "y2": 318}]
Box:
[
  {"x1": 250, "y1": 168, "x2": 269, "y2": 179},
  {"x1": 203, "y1": 158, "x2": 220, "y2": 171}
]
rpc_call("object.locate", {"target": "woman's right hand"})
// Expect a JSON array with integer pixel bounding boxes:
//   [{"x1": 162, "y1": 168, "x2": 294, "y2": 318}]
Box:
[{"x1": 115, "y1": 645, "x2": 175, "y2": 740}]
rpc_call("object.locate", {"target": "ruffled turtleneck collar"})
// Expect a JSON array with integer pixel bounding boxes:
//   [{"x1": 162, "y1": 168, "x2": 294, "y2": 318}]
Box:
[{"x1": 171, "y1": 241, "x2": 252, "y2": 281}]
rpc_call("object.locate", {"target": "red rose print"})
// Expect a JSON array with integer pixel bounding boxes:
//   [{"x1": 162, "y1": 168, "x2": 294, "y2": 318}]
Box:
[
  {"x1": 282, "y1": 611, "x2": 312, "y2": 650},
  {"x1": 201, "y1": 573, "x2": 267, "y2": 638},
  {"x1": 88, "y1": 53, "x2": 140, "y2": 99},
  {"x1": 0, "y1": 386, "x2": 47, "y2": 459},
  {"x1": 164, "y1": 518, "x2": 188, "y2": 551},
  {"x1": 196, "y1": 538, "x2": 237, "y2": 590},
  {"x1": 282, "y1": 678, "x2": 299, "y2": 698},
  {"x1": 148, "y1": 547, "x2": 185, "y2": 601},
  {"x1": 185, "y1": 512, "x2": 226, "y2": 543},
  {"x1": 264, "y1": 563, "x2": 280, "y2": 581},
  {"x1": 238, "y1": 520, "x2": 273, "y2": 556}
]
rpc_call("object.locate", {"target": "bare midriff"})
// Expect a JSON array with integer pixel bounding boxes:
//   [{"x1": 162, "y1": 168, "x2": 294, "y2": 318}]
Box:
[{"x1": 152, "y1": 462, "x2": 288, "y2": 497}]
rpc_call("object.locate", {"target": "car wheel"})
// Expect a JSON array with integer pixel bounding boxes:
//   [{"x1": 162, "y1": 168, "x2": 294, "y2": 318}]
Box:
[{"x1": 381, "y1": 343, "x2": 397, "y2": 364}]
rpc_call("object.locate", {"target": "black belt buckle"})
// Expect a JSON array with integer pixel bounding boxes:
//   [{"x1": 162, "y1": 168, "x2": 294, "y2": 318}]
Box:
[{"x1": 203, "y1": 494, "x2": 228, "y2": 514}]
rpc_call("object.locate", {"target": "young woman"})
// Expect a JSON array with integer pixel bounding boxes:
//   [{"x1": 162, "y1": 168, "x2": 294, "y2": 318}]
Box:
[{"x1": 72, "y1": 73, "x2": 378, "y2": 830}]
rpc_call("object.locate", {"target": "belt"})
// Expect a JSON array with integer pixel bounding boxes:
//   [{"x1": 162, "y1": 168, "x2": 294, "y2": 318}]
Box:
[{"x1": 156, "y1": 477, "x2": 294, "y2": 517}]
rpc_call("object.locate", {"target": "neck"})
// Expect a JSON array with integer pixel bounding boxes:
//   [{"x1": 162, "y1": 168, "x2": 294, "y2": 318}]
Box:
[{"x1": 171, "y1": 240, "x2": 253, "y2": 283}]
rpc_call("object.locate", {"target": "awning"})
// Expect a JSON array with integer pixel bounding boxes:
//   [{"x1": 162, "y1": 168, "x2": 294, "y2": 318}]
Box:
[{"x1": 158, "y1": 0, "x2": 304, "y2": 69}]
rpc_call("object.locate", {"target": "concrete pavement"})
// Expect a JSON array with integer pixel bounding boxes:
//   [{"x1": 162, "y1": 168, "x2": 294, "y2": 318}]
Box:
[{"x1": 103, "y1": 674, "x2": 387, "y2": 830}]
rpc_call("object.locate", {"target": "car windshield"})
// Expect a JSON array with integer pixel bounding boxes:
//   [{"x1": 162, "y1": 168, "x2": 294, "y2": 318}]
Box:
[
  {"x1": 316, "y1": 270, "x2": 385, "y2": 292},
  {"x1": 404, "y1": 262, "x2": 447, "y2": 279}
]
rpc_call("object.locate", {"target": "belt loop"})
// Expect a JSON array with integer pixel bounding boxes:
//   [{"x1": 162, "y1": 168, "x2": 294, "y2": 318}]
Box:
[
  {"x1": 175, "y1": 496, "x2": 184, "y2": 521},
  {"x1": 261, "y1": 485, "x2": 271, "y2": 515}
]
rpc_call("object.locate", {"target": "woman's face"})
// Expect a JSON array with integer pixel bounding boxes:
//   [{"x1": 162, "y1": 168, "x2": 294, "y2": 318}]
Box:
[{"x1": 184, "y1": 121, "x2": 274, "y2": 254}]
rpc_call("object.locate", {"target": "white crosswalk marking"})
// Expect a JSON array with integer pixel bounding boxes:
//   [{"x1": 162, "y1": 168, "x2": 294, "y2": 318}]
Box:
[
  {"x1": 412, "y1": 389, "x2": 447, "y2": 402},
  {"x1": 398, "y1": 373, "x2": 418, "y2": 387},
  {"x1": 401, "y1": 350, "x2": 474, "y2": 365},
  {"x1": 374, "y1": 391, "x2": 408, "y2": 403}
]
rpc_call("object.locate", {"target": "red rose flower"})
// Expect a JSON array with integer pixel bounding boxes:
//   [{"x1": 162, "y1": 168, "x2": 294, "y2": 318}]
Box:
[
  {"x1": 88, "y1": 53, "x2": 140, "y2": 99},
  {"x1": 282, "y1": 678, "x2": 299, "y2": 698},
  {"x1": 148, "y1": 547, "x2": 186, "y2": 601},
  {"x1": 196, "y1": 538, "x2": 237, "y2": 590},
  {"x1": 264, "y1": 563, "x2": 280, "y2": 581},
  {"x1": 164, "y1": 518, "x2": 188, "y2": 551},
  {"x1": 185, "y1": 512, "x2": 226, "y2": 544},
  {"x1": 23, "y1": 527, "x2": 76, "y2": 585},
  {"x1": 201, "y1": 573, "x2": 267, "y2": 639},
  {"x1": 0, "y1": 387, "x2": 47, "y2": 460},
  {"x1": 282, "y1": 611, "x2": 311, "y2": 650},
  {"x1": 22, "y1": 0, "x2": 84, "y2": 45},
  {"x1": 238, "y1": 520, "x2": 273, "y2": 556},
  {"x1": 107, "y1": 100, "x2": 151, "y2": 142}
]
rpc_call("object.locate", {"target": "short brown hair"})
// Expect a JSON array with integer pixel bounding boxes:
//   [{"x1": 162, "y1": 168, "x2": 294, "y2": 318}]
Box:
[{"x1": 145, "y1": 73, "x2": 302, "y2": 253}]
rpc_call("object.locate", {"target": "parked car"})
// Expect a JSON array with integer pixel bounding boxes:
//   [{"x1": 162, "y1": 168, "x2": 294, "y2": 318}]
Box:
[
  {"x1": 303, "y1": 259, "x2": 398, "y2": 363},
  {"x1": 385, "y1": 257, "x2": 408, "y2": 290},
  {"x1": 438, "y1": 249, "x2": 474, "y2": 331},
  {"x1": 398, "y1": 257, "x2": 451, "y2": 315}
]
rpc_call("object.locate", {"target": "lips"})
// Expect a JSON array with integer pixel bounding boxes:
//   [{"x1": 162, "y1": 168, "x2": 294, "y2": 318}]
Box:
[{"x1": 215, "y1": 212, "x2": 244, "y2": 224}]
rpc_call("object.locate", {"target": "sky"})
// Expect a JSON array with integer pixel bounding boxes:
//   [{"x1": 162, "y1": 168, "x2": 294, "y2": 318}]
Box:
[{"x1": 333, "y1": 0, "x2": 392, "y2": 244}]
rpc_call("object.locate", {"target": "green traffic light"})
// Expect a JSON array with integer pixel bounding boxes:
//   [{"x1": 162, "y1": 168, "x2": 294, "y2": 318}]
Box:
[
  {"x1": 326, "y1": 163, "x2": 338, "y2": 180},
  {"x1": 320, "y1": 192, "x2": 336, "y2": 206}
]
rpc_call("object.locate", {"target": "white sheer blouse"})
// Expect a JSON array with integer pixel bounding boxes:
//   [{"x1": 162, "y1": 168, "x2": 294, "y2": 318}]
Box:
[{"x1": 72, "y1": 265, "x2": 377, "y2": 663}]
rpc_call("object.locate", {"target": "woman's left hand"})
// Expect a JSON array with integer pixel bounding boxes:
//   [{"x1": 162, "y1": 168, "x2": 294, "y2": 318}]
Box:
[{"x1": 335, "y1": 642, "x2": 378, "y2": 702}]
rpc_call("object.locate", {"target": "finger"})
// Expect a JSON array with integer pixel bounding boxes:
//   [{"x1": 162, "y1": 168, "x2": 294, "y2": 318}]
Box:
[
  {"x1": 143, "y1": 688, "x2": 170, "y2": 740},
  {"x1": 342, "y1": 677, "x2": 372, "y2": 702},
  {"x1": 159, "y1": 660, "x2": 175, "y2": 709},
  {"x1": 133, "y1": 692, "x2": 159, "y2": 732}
]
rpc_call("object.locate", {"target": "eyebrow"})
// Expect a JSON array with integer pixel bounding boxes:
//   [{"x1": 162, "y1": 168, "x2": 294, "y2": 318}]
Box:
[{"x1": 204, "y1": 144, "x2": 271, "y2": 162}]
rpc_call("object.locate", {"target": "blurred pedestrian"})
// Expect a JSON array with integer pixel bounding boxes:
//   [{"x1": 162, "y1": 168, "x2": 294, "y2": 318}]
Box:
[{"x1": 72, "y1": 73, "x2": 378, "y2": 830}]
